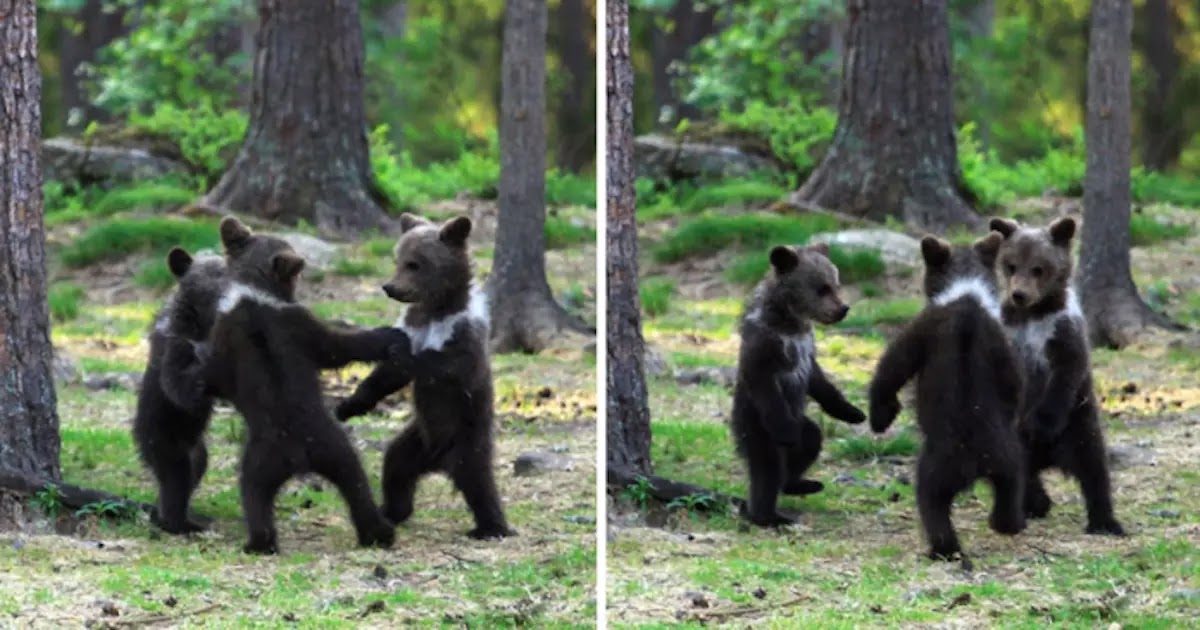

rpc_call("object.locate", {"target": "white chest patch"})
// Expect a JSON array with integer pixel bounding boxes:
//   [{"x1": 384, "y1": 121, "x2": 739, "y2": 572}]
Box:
[
  {"x1": 932, "y1": 277, "x2": 1002, "y2": 321},
  {"x1": 782, "y1": 332, "x2": 815, "y2": 383},
  {"x1": 217, "y1": 283, "x2": 287, "y2": 314},
  {"x1": 396, "y1": 289, "x2": 489, "y2": 352},
  {"x1": 1006, "y1": 288, "x2": 1083, "y2": 369}
]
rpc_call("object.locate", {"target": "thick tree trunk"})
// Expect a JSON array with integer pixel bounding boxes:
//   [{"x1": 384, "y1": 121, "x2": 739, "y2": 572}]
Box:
[
  {"x1": 1078, "y1": 0, "x2": 1177, "y2": 349},
  {"x1": 606, "y1": 0, "x2": 653, "y2": 478},
  {"x1": 0, "y1": 0, "x2": 61, "y2": 483},
  {"x1": 650, "y1": 0, "x2": 716, "y2": 123},
  {"x1": 1138, "y1": 0, "x2": 1183, "y2": 171},
  {"x1": 554, "y1": 0, "x2": 595, "y2": 172},
  {"x1": 488, "y1": 0, "x2": 589, "y2": 354},
  {"x1": 203, "y1": 0, "x2": 388, "y2": 235},
  {"x1": 792, "y1": 0, "x2": 979, "y2": 232},
  {"x1": 58, "y1": 0, "x2": 129, "y2": 129}
]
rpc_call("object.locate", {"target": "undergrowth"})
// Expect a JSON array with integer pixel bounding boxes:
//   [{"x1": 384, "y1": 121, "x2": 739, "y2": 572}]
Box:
[
  {"x1": 58, "y1": 217, "x2": 220, "y2": 268},
  {"x1": 652, "y1": 213, "x2": 841, "y2": 264}
]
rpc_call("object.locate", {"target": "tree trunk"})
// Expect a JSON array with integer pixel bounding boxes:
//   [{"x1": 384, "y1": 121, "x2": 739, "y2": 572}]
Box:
[
  {"x1": 650, "y1": 0, "x2": 716, "y2": 123},
  {"x1": 0, "y1": 0, "x2": 61, "y2": 483},
  {"x1": 58, "y1": 0, "x2": 129, "y2": 130},
  {"x1": 554, "y1": 0, "x2": 595, "y2": 172},
  {"x1": 791, "y1": 0, "x2": 979, "y2": 232},
  {"x1": 488, "y1": 0, "x2": 590, "y2": 354},
  {"x1": 1138, "y1": 0, "x2": 1183, "y2": 171},
  {"x1": 606, "y1": 0, "x2": 653, "y2": 478},
  {"x1": 1078, "y1": 0, "x2": 1177, "y2": 349},
  {"x1": 203, "y1": 0, "x2": 389, "y2": 235}
]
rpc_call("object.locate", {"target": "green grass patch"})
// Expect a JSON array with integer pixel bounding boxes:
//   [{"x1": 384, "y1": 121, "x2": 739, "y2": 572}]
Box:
[
  {"x1": 47, "y1": 282, "x2": 85, "y2": 322},
  {"x1": 830, "y1": 430, "x2": 920, "y2": 462},
  {"x1": 91, "y1": 181, "x2": 197, "y2": 217},
  {"x1": 680, "y1": 179, "x2": 786, "y2": 213},
  {"x1": 837, "y1": 297, "x2": 924, "y2": 330},
  {"x1": 1129, "y1": 214, "x2": 1192, "y2": 246},
  {"x1": 58, "y1": 217, "x2": 219, "y2": 268},
  {"x1": 545, "y1": 215, "x2": 596, "y2": 250},
  {"x1": 331, "y1": 257, "x2": 380, "y2": 277},
  {"x1": 78, "y1": 356, "x2": 141, "y2": 374},
  {"x1": 133, "y1": 258, "x2": 177, "y2": 290},
  {"x1": 363, "y1": 237, "x2": 396, "y2": 258},
  {"x1": 653, "y1": 213, "x2": 841, "y2": 264},
  {"x1": 726, "y1": 246, "x2": 886, "y2": 285},
  {"x1": 640, "y1": 277, "x2": 676, "y2": 317}
]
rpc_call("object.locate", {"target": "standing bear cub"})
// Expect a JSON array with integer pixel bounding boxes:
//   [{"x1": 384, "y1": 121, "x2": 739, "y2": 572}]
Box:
[
  {"x1": 201, "y1": 217, "x2": 412, "y2": 554},
  {"x1": 731, "y1": 243, "x2": 865, "y2": 527},
  {"x1": 335, "y1": 213, "x2": 514, "y2": 540},
  {"x1": 989, "y1": 216, "x2": 1125, "y2": 536},
  {"x1": 868, "y1": 233, "x2": 1026, "y2": 562},
  {"x1": 133, "y1": 247, "x2": 227, "y2": 534}
]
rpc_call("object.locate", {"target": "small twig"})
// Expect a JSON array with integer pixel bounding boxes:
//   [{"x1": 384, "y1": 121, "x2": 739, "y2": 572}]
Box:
[
  {"x1": 684, "y1": 595, "x2": 811, "y2": 622},
  {"x1": 1027, "y1": 542, "x2": 1065, "y2": 558},
  {"x1": 111, "y1": 603, "x2": 223, "y2": 627},
  {"x1": 441, "y1": 549, "x2": 480, "y2": 565}
]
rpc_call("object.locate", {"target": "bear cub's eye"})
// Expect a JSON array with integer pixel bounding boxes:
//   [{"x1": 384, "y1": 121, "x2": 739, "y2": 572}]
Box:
[
  {"x1": 1031, "y1": 266, "x2": 1043, "y2": 278},
  {"x1": 405, "y1": 261, "x2": 420, "y2": 272},
  {"x1": 1004, "y1": 263, "x2": 1016, "y2": 275},
  {"x1": 817, "y1": 284, "x2": 833, "y2": 297}
]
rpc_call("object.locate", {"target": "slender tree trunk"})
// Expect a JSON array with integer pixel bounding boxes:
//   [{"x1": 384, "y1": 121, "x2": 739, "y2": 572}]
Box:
[
  {"x1": 203, "y1": 0, "x2": 389, "y2": 235},
  {"x1": 1138, "y1": 0, "x2": 1182, "y2": 171},
  {"x1": 649, "y1": 0, "x2": 716, "y2": 123},
  {"x1": 0, "y1": 0, "x2": 61, "y2": 483},
  {"x1": 606, "y1": 0, "x2": 652, "y2": 478},
  {"x1": 554, "y1": 0, "x2": 595, "y2": 172},
  {"x1": 488, "y1": 0, "x2": 589, "y2": 354},
  {"x1": 1078, "y1": 0, "x2": 1176, "y2": 349},
  {"x1": 792, "y1": 0, "x2": 979, "y2": 231},
  {"x1": 58, "y1": 0, "x2": 129, "y2": 129}
]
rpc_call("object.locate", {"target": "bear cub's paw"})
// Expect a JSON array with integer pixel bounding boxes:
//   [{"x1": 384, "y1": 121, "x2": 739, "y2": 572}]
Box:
[
  {"x1": 358, "y1": 522, "x2": 397, "y2": 549},
  {"x1": 468, "y1": 525, "x2": 517, "y2": 540},
  {"x1": 243, "y1": 536, "x2": 279, "y2": 555},
  {"x1": 1085, "y1": 518, "x2": 1127, "y2": 537},
  {"x1": 988, "y1": 510, "x2": 1027, "y2": 536},
  {"x1": 868, "y1": 397, "x2": 901, "y2": 433},
  {"x1": 781, "y1": 479, "x2": 825, "y2": 496}
]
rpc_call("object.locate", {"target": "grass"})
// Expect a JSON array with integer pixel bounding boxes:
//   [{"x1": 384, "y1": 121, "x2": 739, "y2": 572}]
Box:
[
  {"x1": 1129, "y1": 213, "x2": 1192, "y2": 246},
  {"x1": 133, "y1": 258, "x2": 177, "y2": 290},
  {"x1": 91, "y1": 181, "x2": 197, "y2": 217},
  {"x1": 57, "y1": 217, "x2": 219, "y2": 268},
  {"x1": 726, "y1": 246, "x2": 886, "y2": 286},
  {"x1": 637, "y1": 176, "x2": 789, "y2": 221},
  {"x1": 640, "y1": 277, "x2": 676, "y2": 318},
  {"x1": 331, "y1": 257, "x2": 380, "y2": 277},
  {"x1": 47, "y1": 281, "x2": 85, "y2": 322},
  {"x1": 652, "y1": 213, "x2": 841, "y2": 264},
  {"x1": 546, "y1": 215, "x2": 597, "y2": 250}
]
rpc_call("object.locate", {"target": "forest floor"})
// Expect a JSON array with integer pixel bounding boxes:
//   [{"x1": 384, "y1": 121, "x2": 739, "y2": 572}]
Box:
[
  {"x1": 0, "y1": 201, "x2": 598, "y2": 628},
  {"x1": 608, "y1": 197, "x2": 1200, "y2": 629}
]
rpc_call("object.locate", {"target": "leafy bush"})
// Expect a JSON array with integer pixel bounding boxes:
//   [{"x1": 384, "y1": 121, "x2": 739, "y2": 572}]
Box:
[
  {"x1": 128, "y1": 104, "x2": 248, "y2": 183},
  {"x1": 718, "y1": 102, "x2": 837, "y2": 176},
  {"x1": 48, "y1": 282, "x2": 85, "y2": 322},
  {"x1": 725, "y1": 246, "x2": 885, "y2": 286},
  {"x1": 545, "y1": 216, "x2": 595, "y2": 250},
  {"x1": 59, "y1": 218, "x2": 220, "y2": 268},
  {"x1": 652, "y1": 213, "x2": 841, "y2": 264},
  {"x1": 640, "y1": 277, "x2": 676, "y2": 318},
  {"x1": 546, "y1": 170, "x2": 598, "y2": 208},
  {"x1": 133, "y1": 259, "x2": 178, "y2": 291},
  {"x1": 1129, "y1": 214, "x2": 1193, "y2": 246}
]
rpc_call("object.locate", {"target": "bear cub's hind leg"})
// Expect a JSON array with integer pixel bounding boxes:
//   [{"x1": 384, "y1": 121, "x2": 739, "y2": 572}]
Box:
[{"x1": 780, "y1": 418, "x2": 824, "y2": 496}]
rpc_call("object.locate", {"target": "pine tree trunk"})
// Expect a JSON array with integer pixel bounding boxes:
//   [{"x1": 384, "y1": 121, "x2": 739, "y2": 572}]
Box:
[
  {"x1": 792, "y1": 0, "x2": 979, "y2": 231},
  {"x1": 203, "y1": 0, "x2": 388, "y2": 235},
  {"x1": 1078, "y1": 0, "x2": 1176, "y2": 349},
  {"x1": 488, "y1": 0, "x2": 590, "y2": 354},
  {"x1": 0, "y1": 0, "x2": 62, "y2": 482},
  {"x1": 606, "y1": 0, "x2": 653, "y2": 478},
  {"x1": 1138, "y1": 0, "x2": 1182, "y2": 171},
  {"x1": 554, "y1": 0, "x2": 595, "y2": 172}
]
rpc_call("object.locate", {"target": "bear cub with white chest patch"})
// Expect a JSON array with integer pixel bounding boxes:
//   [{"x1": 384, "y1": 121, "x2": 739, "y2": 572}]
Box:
[
  {"x1": 989, "y1": 216, "x2": 1125, "y2": 536},
  {"x1": 868, "y1": 233, "x2": 1026, "y2": 562},
  {"x1": 201, "y1": 217, "x2": 413, "y2": 554},
  {"x1": 731, "y1": 243, "x2": 865, "y2": 528},
  {"x1": 133, "y1": 247, "x2": 227, "y2": 535},
  {"x1": 335, "y1": 213, "x2": 514, "y2": 540}
]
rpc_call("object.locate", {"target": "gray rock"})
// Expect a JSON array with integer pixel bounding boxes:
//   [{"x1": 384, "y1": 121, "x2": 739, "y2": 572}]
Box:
[
  {"x1": 674, "y1": 366, "x2": 737, "y2": 387},
  {"x1": 563, "y1": 515, "x2": 596, "y2": 525},
  {"x1": 1150, "y1": 509, "x2": 1181, "y2": 519},
  {"x1": 83, "y1": 372, "x2": 141, "y2": 392},
  {"x1": 52, "y1": 349, "x2": 79, "y2": 385},
  {"x1": 1109, "y1": 444, "x2": 1155, "y2": 469},
  {"x1": 1170, "y1": 589, "x2": 1200, "y2": 602},
  {"x1": 635, "y1": 134, "x2": 781, "y2": 183},
  {"x1": 644, "y1": 345, "x2": 669, "y2": 378},
  {"x1": 266, "y1": 232, "x2": 339, "y2": 271},
  {"x1": 43, "y1": 137, "x2": 188, "y2": 187},
  {"x1": 809, "y1": 230, "x2": 922, "y2": 268},
  {"x1": 513, "y1": 451, "x2": 576, "y2": 476}
]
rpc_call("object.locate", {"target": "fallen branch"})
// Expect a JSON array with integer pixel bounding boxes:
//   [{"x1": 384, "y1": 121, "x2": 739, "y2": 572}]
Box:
[
  {"x1": 111, "y1": 603, "x2": 223, "y2": 627},
  {"x1": 684, "y1": 595, "x2": 811, "y2": 623},
  {"x1": 606, "y1": 466, "x2": 745, "y2": 511}
]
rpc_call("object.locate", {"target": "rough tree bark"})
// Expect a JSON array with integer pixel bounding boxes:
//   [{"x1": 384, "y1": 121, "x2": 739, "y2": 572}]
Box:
[
  {"x1": 1, "y1": 0, "x2": 61, "y2": 484},
  {"x1": 487, "y1": 0, "x2": 590, "y2": 354},
  {"x1": 791, "y1": 0, "x2": 979, "y2": 231},
  {"x1": 554, "y1": 0, "x2": 595, "y2": 172},
  {"x1": 1078, "y1": 0, "x2": 1178, "y2": 349},
  {"x1": 203, "y1": 0, "x2": 389, "y2": 234},
  {"x1": 1138, "y1": 0, "x2": 1182, "y2": 171},
  {"x1": 606, "y1": 0, "x2": 653, "y2": 479}
]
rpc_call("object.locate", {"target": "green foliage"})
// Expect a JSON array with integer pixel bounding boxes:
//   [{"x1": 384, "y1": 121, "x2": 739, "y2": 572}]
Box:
[
  {"x1": 31, "y1": 485, "x2": 64, "y2": 518},
  {"x1": 726, "y1": 246, "x2": 885, "y2": 286},
  {"x1": 640, "y1": 277, "x2": 676, "y2": 318},
  {"x1": 546, "y1": 170, "x2": 598, "y2": 208},
  {"x1": 1129, "y1": 214, "x2": 1193, "y2": 246},
  {"x1": 652, "y1": 213, "x2": 841, "y2": 264},
  {"x1": 680, "y1": 177, "x2": 788, "y2": 212},
  {"x1": 544, "y1": 216, "x2": 596, "y2": 250},
  {"x1": 363, "y1": 237, "x2": 397, "y2": 258},
  {"x1": 48, "y1": 282, "x2": 86, "y2": 322},
  {"x1": 370, "y1": 126, "x2": 498, "y2": 211},
  {"x1": 127, "y1": 104, "x2": 248, "y2": 183},
  {"x1": 133, "y1": 260, "x2": 177, "y2": 291},
  {"x1": 666, "y1": 493, "x2": 729, "y2": 519},
  {"x1": 92, "y1": 180, "x2": 197, "y2": 216},
  {"x1": 58, "y1": 218, "x2": 219, "y2": 268},
  {"x1": 331, "y1": 257, "x2": 379, "y2": 278},
  {"x1": 717, "y1": 103, "x2": 837, "y2": 176},
  {"x1": 621, "y1": 476, "x2": 654, "y2": 511},
  {"x1": 75, "y1": 500, "x2": 138, "y2": 521},
  {"x1": 831, "y1": 431, "x2": 920, "y2": 462},
  {"x1": 837, "y1": 298, "x2": 925, "y2": 330}
]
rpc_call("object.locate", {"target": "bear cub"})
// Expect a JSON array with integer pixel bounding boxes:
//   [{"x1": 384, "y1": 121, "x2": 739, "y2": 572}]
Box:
[
  {"x1": 867, "y1": 233, "x2": 1026, "y2": 562},
  {"x1": 200, "y1": 217, "x2": 412, "y2": 554},
  {"x1": 730, "y1": 243, "x2": 866, "y2": 527},
  {"x1": 133, "y1": 247, "x2": 227, "y2": 534},
  {"x1": 336, "y1": 213, "x2": 514, "y2": 540},
  {"x1": 990, "y1": 216, "x2": 1125, "y2": 536}
]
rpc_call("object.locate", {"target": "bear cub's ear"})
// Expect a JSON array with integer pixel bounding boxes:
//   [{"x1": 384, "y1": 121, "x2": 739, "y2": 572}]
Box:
[
  {"x1": 1048, "y1": 217, "x2": 1076, "y2": 247},
  {"x1": 988, "y1": 217, "x2": 1019, "y2": 239},
  {"x1": 805, "y1": 242, "x2": 831, "y2": 258},
  {"x1": 973, "y1": 231, "x2": 1004, "y2": 266},
  {"x1": 920, "y1": 236, "x2": 952, "y2": 268},
  {"x1": 439, "y1": 216, "x2": 472, "y2": 247},
  {"x1": 167, "y1": 247, "x2": 193, "y2": 279},
  {"x1": 769, "y1": 245, "x2": 800, "y2": 274},
  {"x1": 219, "y1": 216, "x2": 253, "y2": 254},
  {"x1": 271, "y1": 251, "x2": 306, "y2": 280},
  {"x1": 398, "y1": 212, "x2": 428, "y2": 234}
]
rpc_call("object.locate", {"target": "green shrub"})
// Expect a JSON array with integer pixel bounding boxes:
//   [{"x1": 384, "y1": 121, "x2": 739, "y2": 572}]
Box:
[
  {"x1": 128, "y1": 104, "x2": 248, "y2": 183},
  {"x1": 546, "y1": 170, "x2": 597, "y2": 208},
  {"x1": 331, "y1": 258, "x2": 379, "y2": 278},
  {"x1": 363, "y1": 237, "x2": 397, "y2": 258},
  {"x1": 92, "y1": 181, "x2": 198, "y2": 217},
  {"x1": 59, "y1": 218, "x2": 220, "y2": 268},
  {"x1": 681, "y1": 178, "x2": 787, "y2": 213},
  {"x1": 717, "y1": 102, "x2": 837, "y2": 176},
  {"x1": 726, "y1": 245, "x2": 885, "y2": 286},
  {"x1": 371, "y1": 126, "x2": 499, "y2": 212},
  {"x1": 48, "y1": 282, "x2": 85, "y2": 322},
  {"x1": 545, "y1": 216, "x2": 596, "y2": 250},
  {"x1": 133, "y1": 259, "x2": 177, "y2": 291},
  {"x1": 640, "y1": 277, "x2": 676, "y2": 318},
  {"x1": 1129, "y1": 214, "x2": 1192, "y2": 246},
  {"x1": 652, "y1": 213, "x2": 841, "y2": 264}
]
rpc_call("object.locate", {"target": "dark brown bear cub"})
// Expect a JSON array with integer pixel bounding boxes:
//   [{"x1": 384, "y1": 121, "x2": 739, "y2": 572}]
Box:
[
  {"x1": 990, "y1": 216, "x2": 1125, "y2": 536},
  {"x1": 335, "y1": 213, "x2": 514, "y2": 540},
  {"x1": 133, "y1": 248, "x2": 226, "y2": 534},
  {"x1": 731, "y1": 243, "x2": 865, "y2": 527},
  {"x1": 201, "y1": 217, "x2": 412, "y2": 554},
  {"x1": 868, "y1": 234, "x2": 1026, "y2": 562}
]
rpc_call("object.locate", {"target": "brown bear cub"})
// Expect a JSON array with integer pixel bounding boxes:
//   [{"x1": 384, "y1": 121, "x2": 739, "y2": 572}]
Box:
[
  {"x1": 335, "y1": 213, "x2": 514, "y2": 540},
  {"x1": 867, "y1": 233, "x2": 1027, "y2": 562},
  {"x1": 731, "y1": 243, "x2": 865, "y2": 527},
  {"x1": 989, "y1": 217, "x2": 1125, "y2": 536},
  {"x1": 133, "y1": 247, "x2": 227, "y2": 534},
  {"x1": 199, "y1": 217, "x2": 412, "y2": 554}
]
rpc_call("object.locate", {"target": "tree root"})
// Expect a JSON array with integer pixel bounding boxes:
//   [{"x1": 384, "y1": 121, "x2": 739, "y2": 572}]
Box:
[
  {"x1": 606, "y1": 466, "x2": 745, "y2": 513},
  {"x1": 0, "y1": 469, "x2": 210, "y2": 528}
]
